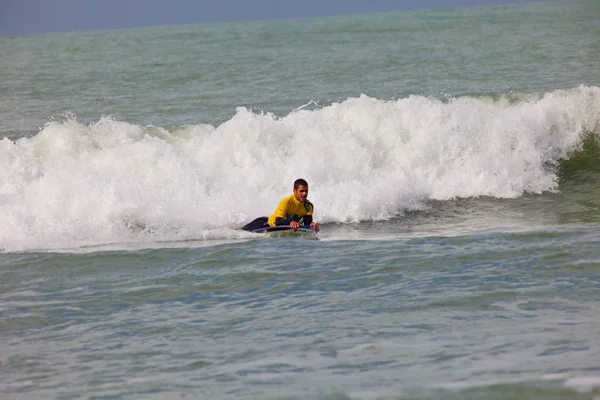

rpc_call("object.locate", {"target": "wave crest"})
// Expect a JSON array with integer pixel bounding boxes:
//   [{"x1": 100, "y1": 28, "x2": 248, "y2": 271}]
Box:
[{"x1": 2, "y1": 85, "x2": 599, "y2": 250}]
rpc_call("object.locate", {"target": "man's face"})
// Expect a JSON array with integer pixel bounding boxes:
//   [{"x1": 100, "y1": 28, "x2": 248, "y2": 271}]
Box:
[{"x1": 293, "y1": 185, "x2": 308, "y2": 202}]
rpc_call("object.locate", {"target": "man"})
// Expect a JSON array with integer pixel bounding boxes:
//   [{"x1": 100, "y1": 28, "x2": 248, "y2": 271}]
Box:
[
  {"x1": 242, "y1": 178, "x2": 320, "y2": 232},
  {"x1": 267, "y1": 178, "x2": 320, "y2": 232}
]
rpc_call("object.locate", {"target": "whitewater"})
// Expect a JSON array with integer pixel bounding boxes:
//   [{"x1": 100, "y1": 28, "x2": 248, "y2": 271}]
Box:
[
  {"x1": 2, "y1": 2, "x2": 600, "y2": 399},
  {"x1": 2, "y1": 86, "x2": 599, "y2": 251}
]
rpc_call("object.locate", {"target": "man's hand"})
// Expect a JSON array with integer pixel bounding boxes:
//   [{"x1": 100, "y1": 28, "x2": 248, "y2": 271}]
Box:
[
  {"x1": 290, "y1": 221, "x2": 300, "y2": 230},
  {"x1": 310, "y1": 222, "x2": 320, "y2": 233}
]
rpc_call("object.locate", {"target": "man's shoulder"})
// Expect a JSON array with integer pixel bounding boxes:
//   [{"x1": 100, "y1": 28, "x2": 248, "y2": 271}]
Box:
[
  {"x1": 277, "y1": 194, "x2": 295, "y2": 206},
  {"x1": 282, "y1": 194, "x2": 295, "y2": 203},
  {"x1": 303, "y1": 199, "x2": 314, "y2": 212}
]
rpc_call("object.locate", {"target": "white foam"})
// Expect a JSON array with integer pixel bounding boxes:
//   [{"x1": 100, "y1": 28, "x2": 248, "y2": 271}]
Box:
[
  {"x1": 1, "y1": 85, "x2": 599, "y2": 251},
  {"x1": 564, "y1": 375, "x2": 600, "y2": 393}
]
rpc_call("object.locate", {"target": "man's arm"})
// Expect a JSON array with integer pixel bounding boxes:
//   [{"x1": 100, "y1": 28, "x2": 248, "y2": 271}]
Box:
[
  {"x1": 268, "y1": 198, "x2": 290, "y2": 226},
  {"x1": 305, "y1": 202, "x2": 319, "y2": 232},
  {"x1": 300, "y1": 209, "x2": 319, "y2": 232}
]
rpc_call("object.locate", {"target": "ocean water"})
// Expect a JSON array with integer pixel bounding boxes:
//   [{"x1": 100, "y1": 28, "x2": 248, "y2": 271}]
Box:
[{"x1": 2, "y1": 1, "x2": 600, "y2": 399}]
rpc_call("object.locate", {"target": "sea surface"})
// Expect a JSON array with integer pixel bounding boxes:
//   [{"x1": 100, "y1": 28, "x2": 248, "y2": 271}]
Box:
[{"x1": 2, "y1": 1, "x2": 600, "y2": 399}]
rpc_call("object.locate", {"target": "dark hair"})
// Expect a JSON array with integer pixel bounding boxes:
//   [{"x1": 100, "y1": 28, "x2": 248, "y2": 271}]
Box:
[{"x1": 294, "y1": 178, "x2": 308, "y2": 189}]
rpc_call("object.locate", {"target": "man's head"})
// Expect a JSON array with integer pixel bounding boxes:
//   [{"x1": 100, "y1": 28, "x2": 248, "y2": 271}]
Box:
[{"x1": 293, "y1": 178, "x2": 309, "y2": 202}]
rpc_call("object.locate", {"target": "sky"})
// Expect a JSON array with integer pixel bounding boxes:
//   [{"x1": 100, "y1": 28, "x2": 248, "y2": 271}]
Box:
[{"x1": 1, "y1": 0, "x2": 546, "y2": 37}]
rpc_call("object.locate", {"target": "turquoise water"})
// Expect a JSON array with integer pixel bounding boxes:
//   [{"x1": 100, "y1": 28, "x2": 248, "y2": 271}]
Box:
[{"x1": 2, "y1": 1, "x2": 600, "y2": 398}]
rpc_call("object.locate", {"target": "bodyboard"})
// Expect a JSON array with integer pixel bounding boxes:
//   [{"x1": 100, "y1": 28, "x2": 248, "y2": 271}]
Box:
[{"x1": 248, "y1": 225, "x2": 317, "y2": 238}]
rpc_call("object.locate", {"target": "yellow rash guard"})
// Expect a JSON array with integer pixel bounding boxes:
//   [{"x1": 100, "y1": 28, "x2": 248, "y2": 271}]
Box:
[{"x1": 267, "y1": 194, "x2": 314, "y2": 227}]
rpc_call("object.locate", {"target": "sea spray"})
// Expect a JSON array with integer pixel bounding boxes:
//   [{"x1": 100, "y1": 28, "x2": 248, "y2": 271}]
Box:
[{"x1": 1, "y1": 86, "x2": 599, "y2": 250}]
